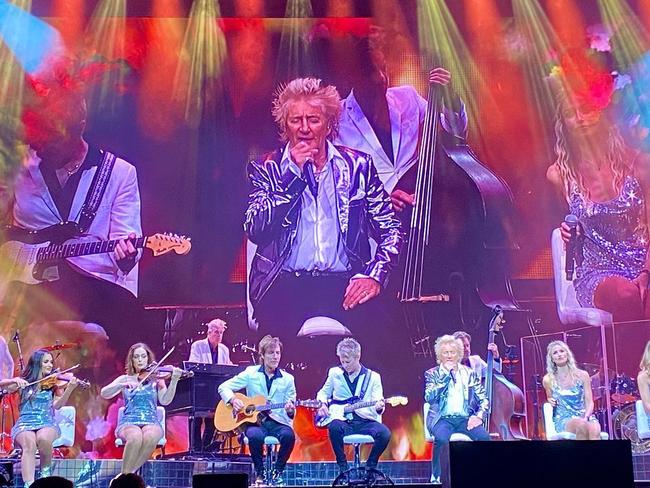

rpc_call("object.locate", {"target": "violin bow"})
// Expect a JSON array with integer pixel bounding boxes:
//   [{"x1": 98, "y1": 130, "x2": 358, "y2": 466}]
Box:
[
  {"x1": 24, "y1": 364, "x2": 80, "y2": 388},
  {"x1": 134, "y1": 346, "x2": 176, "y2": 389}
]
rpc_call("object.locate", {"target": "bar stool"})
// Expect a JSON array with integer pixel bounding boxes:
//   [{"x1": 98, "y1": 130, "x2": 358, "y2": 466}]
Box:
[
  {"x1": 244, "y1": 435, "x2": 279, "y2": 483},
  {"x1": 342, "y1": 434, "x2": 374, "y2": 469}
]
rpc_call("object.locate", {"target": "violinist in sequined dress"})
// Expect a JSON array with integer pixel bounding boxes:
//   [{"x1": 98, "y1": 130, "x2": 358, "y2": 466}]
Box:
[
  {"x1": 542, "y1": 341, "x2": 601, "y2": 440},
  {"x1": 0, "y1": 349, "x2": 79, "y2": 487},
  {"x1": 100, "y1": 343, "x2": 182, "y2": 475}
]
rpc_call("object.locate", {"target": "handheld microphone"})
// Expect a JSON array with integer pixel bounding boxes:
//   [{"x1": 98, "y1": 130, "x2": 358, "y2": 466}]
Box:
[
  {"x1": 564, "y1": 214, "x2": 579, "y2": 281},
  {"x1": 303, "y1": 157, "x2": 318, "y2": 198},
  {"x1": 450, "y1": 368, "x2": 456, "y2": 383}
]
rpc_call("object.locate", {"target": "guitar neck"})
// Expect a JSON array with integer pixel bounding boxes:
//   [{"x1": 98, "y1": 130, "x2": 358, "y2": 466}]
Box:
[
  {"x1": 343, "y1": 399, "x2": 377, "y2": 413},
  {"x1": 257, "y1": 401, "x2": 288, "y2": 412},
  {"x1": 37, "y1": 237, "x2": 146, "y2": 262}
]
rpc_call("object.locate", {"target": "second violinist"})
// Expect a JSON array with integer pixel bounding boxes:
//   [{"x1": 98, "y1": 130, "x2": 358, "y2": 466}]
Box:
[
  {"x1": 100, "y1": 343, "x2": 182, "y2": 474},
  {"x1": 0, "y1": 349, "x2": 80, "y2": 488}
]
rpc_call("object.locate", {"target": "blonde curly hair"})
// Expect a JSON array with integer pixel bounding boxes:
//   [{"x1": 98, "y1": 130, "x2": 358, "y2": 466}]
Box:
[{"x1": 271, "y1": 77, "x2": 341, "y2": 142}]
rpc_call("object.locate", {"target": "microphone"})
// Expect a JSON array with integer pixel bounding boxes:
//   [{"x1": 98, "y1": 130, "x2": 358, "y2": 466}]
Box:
[
  {"x1": 564, "y1": 214, "x2": 579, "y2": 281},
  {"x1": 449, "y1": 368, "x2": 456, "y2": 383},
  {"x1": 12, "y1": 331, "x2": 19, "y2": 343},
  {"x1": 303, "y1": 158, "x2": 318, "y2": 198}
]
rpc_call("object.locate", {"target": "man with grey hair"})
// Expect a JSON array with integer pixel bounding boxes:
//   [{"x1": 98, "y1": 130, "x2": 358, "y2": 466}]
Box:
[
  {"x1": 425, "y1": 335, "x2": 490, "y2": 483},
  {"x1": 188, "y1": 318, "x2": 233, "y2": 452},
  {"x1": 316, "y1": 338, "x2": 390, "y2": 475},
  {"x1": 452, "y1": 330, "x2": 501, "y2": 383},
  {"x1": 244, "y1": 77, "x2": 402, "y2": 338}
]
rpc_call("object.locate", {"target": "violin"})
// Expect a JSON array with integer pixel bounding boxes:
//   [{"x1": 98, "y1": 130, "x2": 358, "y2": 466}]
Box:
[
  {"x1": 137, "y1": 364, "x2": 193, "y2": 383},
  {"x1": 41, "y1": 373, "x2": 91, "y2": 390}
]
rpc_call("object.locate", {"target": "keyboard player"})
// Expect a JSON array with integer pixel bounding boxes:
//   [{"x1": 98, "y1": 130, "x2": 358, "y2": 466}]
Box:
[{"x1": 188, "y1": 318, "x2": 233, "y2": 452}]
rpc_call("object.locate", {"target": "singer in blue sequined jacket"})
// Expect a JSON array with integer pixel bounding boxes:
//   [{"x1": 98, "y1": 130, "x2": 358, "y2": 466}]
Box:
[{"x1": 245, "y1": 143, "x2": 403, "y2": 309}]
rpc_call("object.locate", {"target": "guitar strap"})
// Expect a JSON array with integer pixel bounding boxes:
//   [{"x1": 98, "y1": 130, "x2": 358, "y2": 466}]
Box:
[
  {"x1": 77, "y1": 150, "x2": 116, "y2": 234},
  {"x1": 358, "y1": 367, "x2": 372, "y2": 401}
]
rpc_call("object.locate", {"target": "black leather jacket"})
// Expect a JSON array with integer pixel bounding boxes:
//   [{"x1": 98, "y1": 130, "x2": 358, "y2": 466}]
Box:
[{"x1": 244, "y1": 144, "x2": 403, "y2": 308}]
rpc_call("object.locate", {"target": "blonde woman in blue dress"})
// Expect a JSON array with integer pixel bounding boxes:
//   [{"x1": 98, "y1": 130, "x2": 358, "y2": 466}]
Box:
[
  {"x1": 542, "y1": 340, "x2": 601, "y2": 439},
  {"x1": 0, "y1": 349, "x2": 79, "y2": 487},
  {"x1": 637, "y1": 341, "x2": 650, "y2": 414},
  {"x1": 101, "y1": 343, "x2": 182, "y2": 474}
]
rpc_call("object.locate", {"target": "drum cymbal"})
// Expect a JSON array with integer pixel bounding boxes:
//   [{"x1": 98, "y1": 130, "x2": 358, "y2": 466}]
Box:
[{"x1": 42, "y1": 342, "x2": 79, "y2": 351}]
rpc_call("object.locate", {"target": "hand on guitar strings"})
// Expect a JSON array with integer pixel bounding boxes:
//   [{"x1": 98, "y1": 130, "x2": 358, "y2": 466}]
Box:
[
  {"x1": 114, "y1": 232, "x2": 138, "y2": 273},
  {"x1": 285, "y1": 400, "x2": 295, "y2": 416},
  {"x1": 375, "y1": 399, "x2": 385, "y2": 413},
  {"x1": 343, "y1": 277, "x2": 381, "y2": 310},
  {"x1": 230, "y1": 397, "x2": 245, "y2": 414}
]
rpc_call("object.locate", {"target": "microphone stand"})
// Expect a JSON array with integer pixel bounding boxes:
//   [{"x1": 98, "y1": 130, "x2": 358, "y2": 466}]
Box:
[{"x1": 0, "y1": 331, "x2": 24, "y2": 454}]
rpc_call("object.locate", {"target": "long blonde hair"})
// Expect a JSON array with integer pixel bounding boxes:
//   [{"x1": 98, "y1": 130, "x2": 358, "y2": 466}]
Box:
[
  {"x1": 552, "y1": 104, "x2": 628, "y2": 203},
  {"x1": 546, "y1": 340, "x2": 581, "y2": 386},
  {"x1": 640, "y1": 341, "x2": 650, "y2": 374}
]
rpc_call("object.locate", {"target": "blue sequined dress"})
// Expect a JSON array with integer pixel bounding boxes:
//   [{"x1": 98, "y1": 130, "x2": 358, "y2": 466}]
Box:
[
  {"x1": 11, "y1": 388, "x2": 60, "y2": 439},
  {"x1": 570, "y1": 175, "x2": 648, "y2": 307},
  {"x1": 551, "y1": 381, "x2": 597, "y2": 432},
  {"x1": 115, "y1": 380, "x2": 160, "y2": 437}
]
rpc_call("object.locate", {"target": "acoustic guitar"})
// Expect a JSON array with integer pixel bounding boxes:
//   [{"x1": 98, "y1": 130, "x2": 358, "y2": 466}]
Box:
[{"x1": 214, "y1": 392, "x2": 321, "y2": 432}]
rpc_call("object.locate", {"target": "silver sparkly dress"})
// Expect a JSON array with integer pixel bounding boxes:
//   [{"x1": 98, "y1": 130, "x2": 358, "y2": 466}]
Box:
[
  {"x1": 570, "y1": 175, "x2": 648, "y2": 307},
  {"x1": 115, "y1": 381, "x2": 160, "y2": 437},
  {"x1": 11, "y1": 388, "x2": 60, "y2": 439},
  {"x1": 551, "y1": 381, "x2": 597, "y2": 431}
]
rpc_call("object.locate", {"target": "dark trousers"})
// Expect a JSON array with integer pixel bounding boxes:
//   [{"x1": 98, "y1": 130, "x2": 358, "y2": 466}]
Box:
[
  {"x1": 192, "y1": 416, "x2": 216, "y2": 452},
  {"x1": 245, "y1": 418, "x2": 295, "y2": 474},
  {"x1": 327, "y1": 418, "x2": 391, "y2": 469},
  {"x1": 430, "y1": 416, "x2": 490, "y2": 479}
]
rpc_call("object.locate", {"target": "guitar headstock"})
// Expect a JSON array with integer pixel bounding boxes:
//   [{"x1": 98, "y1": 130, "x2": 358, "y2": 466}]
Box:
[
  {"x1": 386, "y1": 396, "x2": 408, "y2": 407},
  {"x1": 145, "y1": 233, "x2": 192, "y2": 257}
]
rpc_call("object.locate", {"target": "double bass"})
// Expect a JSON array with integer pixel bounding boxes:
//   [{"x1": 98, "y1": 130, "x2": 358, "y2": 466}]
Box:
[
  {"x1": 397, "y1": 72, "x2": 528, "y2": 437},
  {"x1": 398, "y1": 75, "x2": 521, "y2": 352},
  {"x1": 484, "y1": 307, "x2": 527, "y2": 440}
]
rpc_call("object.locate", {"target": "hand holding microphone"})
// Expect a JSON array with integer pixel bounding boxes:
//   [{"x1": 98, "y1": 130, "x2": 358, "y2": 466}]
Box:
[{"x1": 563, "y1": 214, "x2": 580, "y2": 281}]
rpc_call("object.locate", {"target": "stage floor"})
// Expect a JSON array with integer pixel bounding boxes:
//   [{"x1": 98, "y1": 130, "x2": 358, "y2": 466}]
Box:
[{"x1": 2, "y1": 451, "x2": 646, "y2": 487}]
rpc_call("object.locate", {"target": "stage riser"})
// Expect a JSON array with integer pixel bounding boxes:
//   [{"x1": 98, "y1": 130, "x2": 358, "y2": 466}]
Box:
[{"x1": 1, "y1": 451, "x2": 647, "y2": 487}]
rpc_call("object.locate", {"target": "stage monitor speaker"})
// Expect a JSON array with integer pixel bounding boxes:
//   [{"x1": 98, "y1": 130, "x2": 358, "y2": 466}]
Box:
[
  {"x1": 442, "y1": 440, "x2": 633, "y2": 488},
  {"x1": 192, "y1": 472, "x2": 248, "y2": 488}
]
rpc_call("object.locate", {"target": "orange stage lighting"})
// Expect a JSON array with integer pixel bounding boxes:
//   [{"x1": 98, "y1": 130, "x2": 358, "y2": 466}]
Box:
[{"x1": 545, "y1": 0, "x2": 586, "y2": 49}]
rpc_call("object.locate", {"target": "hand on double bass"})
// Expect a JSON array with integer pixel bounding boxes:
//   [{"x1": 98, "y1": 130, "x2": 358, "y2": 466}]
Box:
[{"x1": 487, "y1": 343, "x2": 500, "y2": 359}]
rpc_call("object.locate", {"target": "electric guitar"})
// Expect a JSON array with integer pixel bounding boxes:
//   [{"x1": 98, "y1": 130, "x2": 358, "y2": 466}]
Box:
[
  {"x1": 214, "y1": 392, "x2": 321, "y2": 432},
  {"x1": 315, "y1": 395, "x2": 409, "y2": 428},
  {"x1": 0, "y1": 222, "x2": 191, "y2": 302}
]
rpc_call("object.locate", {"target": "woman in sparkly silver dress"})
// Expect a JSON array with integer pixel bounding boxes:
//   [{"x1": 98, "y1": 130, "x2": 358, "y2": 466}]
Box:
[
  {"x1": 0, "y1": 349, "x2": 79, "y2": 487},
  {"x1": 547, "y1": 95, "x2": 650, "y2": 321},
  {"x1": 542, "y1": 341, "x2": 601, "y2": 439},
  {"x1": 100, "y1": 343, "x2": 182, "y2": 475}
]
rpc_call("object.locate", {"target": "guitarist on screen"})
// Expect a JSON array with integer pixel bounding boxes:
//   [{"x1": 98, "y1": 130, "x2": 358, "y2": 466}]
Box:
[
  {"x1": 316, "y1": 338, "x2": 390, "y2": 476},
  {"x1": 0, "y1": 62, "x2": 143, "y2": 354},
  {"x1": 217, "y1": 335, "x2": 296, "y2": 486}
]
